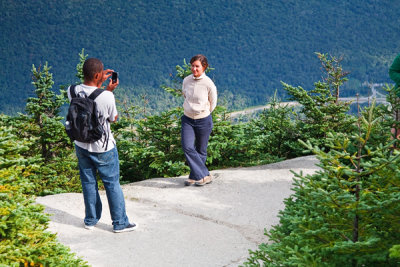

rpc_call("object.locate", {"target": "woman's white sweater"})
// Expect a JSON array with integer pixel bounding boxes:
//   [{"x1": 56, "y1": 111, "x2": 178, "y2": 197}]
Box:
[{"x1": 182, "y1": 73, "x2": 217, "y2": 119}]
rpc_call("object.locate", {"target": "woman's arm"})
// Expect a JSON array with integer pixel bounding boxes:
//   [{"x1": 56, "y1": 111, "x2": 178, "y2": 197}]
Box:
[{"x1": 209, "y1": 83, "x2": 217, "y2": 112}]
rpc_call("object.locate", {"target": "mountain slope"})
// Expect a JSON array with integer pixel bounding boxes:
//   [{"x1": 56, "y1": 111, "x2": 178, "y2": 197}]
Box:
[{"x1": 1, "y1": 0, "x2": 399, "y2": 114}]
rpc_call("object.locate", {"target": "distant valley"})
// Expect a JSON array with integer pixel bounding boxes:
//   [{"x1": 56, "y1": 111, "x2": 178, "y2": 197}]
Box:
[{"x1": 1, "y1": 0, "x2": 399, "y2": 114}]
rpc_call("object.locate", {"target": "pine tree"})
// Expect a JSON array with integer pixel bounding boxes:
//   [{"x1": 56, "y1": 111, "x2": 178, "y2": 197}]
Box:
[
  {"x1": 25, "y1": 62, "x2": 66, "y2": 161},
  {"x1": 75, "y1": 48, "x2": 87, "y2": 83},
  {"x1": 250, "y1": 92, "x2": 302, "y2": 159},
  {"x1": 283, "y1": 53, "x2": 356, "y2": 149},
  {"x1": 244, "y1": 101, "x2": 400, "y2": 266},
  {"x1": 16, "y1": 62, "x2": 81, "y2": 195}
]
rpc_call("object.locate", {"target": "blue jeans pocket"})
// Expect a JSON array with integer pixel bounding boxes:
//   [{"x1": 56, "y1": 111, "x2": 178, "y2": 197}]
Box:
[{"x1": 97, "y1": 149, "x2": 115, "y2": 165}]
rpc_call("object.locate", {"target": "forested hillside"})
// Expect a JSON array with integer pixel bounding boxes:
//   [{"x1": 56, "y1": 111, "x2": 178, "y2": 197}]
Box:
[
  {"x1": 1, "y1": 0, "x2": 399, "y2": 114},
  {"x1": 2, "y1": 51, "x2": 400, "y2": 266}
]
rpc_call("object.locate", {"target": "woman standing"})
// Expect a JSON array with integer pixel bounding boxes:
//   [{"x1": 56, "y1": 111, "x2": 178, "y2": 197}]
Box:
[{"x1": 181, "y1": 54, "x2": 217, "y2": 186}]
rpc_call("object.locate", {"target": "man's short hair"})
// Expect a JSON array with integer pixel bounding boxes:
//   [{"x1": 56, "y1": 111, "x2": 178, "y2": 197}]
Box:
[{"x1": 83, "y1": 58, "x2": 103, "y2": 81}]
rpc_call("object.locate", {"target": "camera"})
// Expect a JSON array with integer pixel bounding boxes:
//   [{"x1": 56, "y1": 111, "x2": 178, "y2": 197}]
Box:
[{"x1": 112, "y1": 72, "x2": 118, "y2": 83}]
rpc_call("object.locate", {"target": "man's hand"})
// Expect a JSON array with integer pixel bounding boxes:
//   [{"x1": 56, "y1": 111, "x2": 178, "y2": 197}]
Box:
[
  {"x1": 106, "y1": 77, "x2": 119, "y2": 92},
  {"x1": 102, "y1": 69, "x2": 113, "y2": 83},
  {"x1": 109, "y1": 114, "x2": 119, "y2": 123},
  {"x1": 103, "y1": 69, "x2": 118, "y2": 92}
]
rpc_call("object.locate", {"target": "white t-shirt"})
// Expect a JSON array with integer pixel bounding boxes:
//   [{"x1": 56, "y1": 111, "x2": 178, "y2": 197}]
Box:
[{"x1": 67, "y1": 84, "x2": 117, "y2": 152}]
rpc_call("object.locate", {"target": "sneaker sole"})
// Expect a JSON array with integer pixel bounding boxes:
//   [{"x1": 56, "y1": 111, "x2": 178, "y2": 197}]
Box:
[
  {"x1": 195, "y1": 180, "x2": 212, "y2": 186},
  {"x1": 84, "y1": 225, "x2": 96, "y2": 230},
  {"x1": 113, "y1": 224, "x2": 139, "y2": 233}
]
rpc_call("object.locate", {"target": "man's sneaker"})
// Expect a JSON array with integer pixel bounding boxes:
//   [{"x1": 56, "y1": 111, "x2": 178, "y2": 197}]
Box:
[
  {"x1": 195, "y1": 175, "x2": 212, "y2": 186},
  {"x1": 84, "y1": 224, "x2": 96, "y2": 230},
  {"x1": 113, "y1": 223, "x2": 138, "y2": 233}
]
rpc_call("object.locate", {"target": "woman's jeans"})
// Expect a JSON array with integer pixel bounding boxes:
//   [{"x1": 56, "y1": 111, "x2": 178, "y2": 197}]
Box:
[
  {"x1": 181, "y1": 115, "x2": 213, "y2": 180},
  {"x1": 75, "y1": 145, "x2": 130, "y2": 230}
]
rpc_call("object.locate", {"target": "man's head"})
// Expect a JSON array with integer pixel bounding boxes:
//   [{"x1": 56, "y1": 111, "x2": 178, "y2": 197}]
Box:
[{"x1": 83, "y1": 58, "x2": 103, "y2": 83}]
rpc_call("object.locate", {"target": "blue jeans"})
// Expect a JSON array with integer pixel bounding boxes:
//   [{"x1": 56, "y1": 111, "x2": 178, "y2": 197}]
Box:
[
  {"x1": 75, "y1": 145, "x2": 130, "y2": 230},
  {"x1": 181, "y1": 115, "x2": 213, "y2": 180}
]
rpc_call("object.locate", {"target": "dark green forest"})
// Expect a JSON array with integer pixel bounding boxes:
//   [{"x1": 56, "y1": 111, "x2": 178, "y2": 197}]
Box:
[{"x1": 1, "y1": 0, "x2": 399, "y2": 114}]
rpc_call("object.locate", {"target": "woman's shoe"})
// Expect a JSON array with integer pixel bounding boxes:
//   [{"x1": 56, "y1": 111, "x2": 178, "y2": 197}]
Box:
[
  {"x1": 184, "y1": 179, "x2": 196, "y2": 186},
  {"x1": 195, "y1": 175, "x2": 212, "y2": 186}
]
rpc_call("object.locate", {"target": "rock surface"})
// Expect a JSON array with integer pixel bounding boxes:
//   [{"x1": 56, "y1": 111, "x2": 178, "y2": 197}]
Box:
[{"x1": 36, "y1": 155, "x2": 320, "y2": 267}]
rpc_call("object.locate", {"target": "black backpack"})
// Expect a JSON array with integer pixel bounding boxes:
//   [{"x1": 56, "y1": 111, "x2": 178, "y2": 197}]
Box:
[{"x1": 65, "y1": 85, "x2": 105, "y2": 143}]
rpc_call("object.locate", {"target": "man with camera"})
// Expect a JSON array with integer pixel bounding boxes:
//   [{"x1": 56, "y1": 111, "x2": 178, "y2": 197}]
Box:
[{"x1": 67, "y1": 58, "x2": 137, "y2": 233}]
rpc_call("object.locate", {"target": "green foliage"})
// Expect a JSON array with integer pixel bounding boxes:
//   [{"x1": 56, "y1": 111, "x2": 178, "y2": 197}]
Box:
[
  {"x1": 1, "y1": 62, "x2": 81, "y2": 196},
  {"x1": 249, "y1": 92, "x2": 303, "y2": 159},
  {"x1": 207, "y1": 106, "x2": 280, "y2": 167},
  {"x1": 161, "y1": 59, "x2": 192, "y2": 97},
  {"x1": 116, "y1": 107, "x2": 188, "y2": 180},
  {"x1": 283, "y1": 53, "x2": 356, "y2": 149},
  {"x1": 0, "y1": 124, "x2": 35, "y2": 170},
  {"x1": 75, "y1": 49, "x2": 87, "y2": 83},
  {"x1": 0, "y1": 59, "x2": 85, "y2": 265},
  {"x1": 244, "y1": 101, "x2": 400, "y2": 266},
  {"x1": 243, "y1": 57, "x2": 400, "y2": 266},
  {"x1": 390, "y1": 245, "x2": 400, "y2": 259},
  {"x1": 316, "y1": 52, "x2": 350, "y2": 103},
  {"x1": 26, "y1": 63, "x2": 68, "y2": 161},
  {"x1": 0, "y1": 173, "x2": 88, "y2": 266},
  {"x1": 0, "y1": 124, "x2": 87, "y2": 266}
]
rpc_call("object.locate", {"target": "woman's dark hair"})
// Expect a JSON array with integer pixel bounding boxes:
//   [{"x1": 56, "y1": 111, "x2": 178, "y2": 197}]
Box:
[
  {"x1": 190, "y1": 54, "x2": 209, "y2": 70},
  {"x1": 83, "y1": 58, "x2": 103, "y2": 81}
]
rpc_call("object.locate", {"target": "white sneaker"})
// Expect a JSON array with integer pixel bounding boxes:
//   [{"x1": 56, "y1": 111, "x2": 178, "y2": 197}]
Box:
[
  {"x1": 84, "y1": 224, "x2": 96, "y2": 230},
  {"x1": 113, "y1": 223, "x2": 138, "y2": 233}
]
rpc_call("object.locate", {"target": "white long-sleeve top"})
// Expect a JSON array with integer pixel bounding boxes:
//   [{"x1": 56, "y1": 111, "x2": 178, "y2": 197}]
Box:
[{"x1": 182, "y1": 73, "x2": 217, "y2": 119}]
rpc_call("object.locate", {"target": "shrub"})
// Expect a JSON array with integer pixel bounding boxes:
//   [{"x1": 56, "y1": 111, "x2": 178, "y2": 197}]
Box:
[
  {"x1": 244, "y1": 101, "x2": 400, "y2": 266},
  {"x1": 116, "y1": 107, "x2": 188, "y2": 180},
  {"x1": 0, "y1": 126, "x2": 87, "y2": 266}
]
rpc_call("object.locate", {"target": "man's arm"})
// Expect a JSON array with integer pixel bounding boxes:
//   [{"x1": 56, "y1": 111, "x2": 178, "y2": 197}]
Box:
[
  {"x1": 106, "y1": 89, "x2": 118, "y2": 123},
  {"x1": 109, "y1": 114, "x2": 118, "y2": 123}
]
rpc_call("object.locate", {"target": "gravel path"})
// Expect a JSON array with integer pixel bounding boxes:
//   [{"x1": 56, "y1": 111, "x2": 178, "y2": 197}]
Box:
[{"x1": 36, "y1": 155, "x2": 320, "y2": 267}]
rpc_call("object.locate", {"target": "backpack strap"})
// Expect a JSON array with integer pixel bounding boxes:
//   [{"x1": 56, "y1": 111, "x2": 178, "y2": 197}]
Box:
[
  {"x1": 88, "y1": 88, "x2": 105, "y2": 100},
  {"x1": 88, "y1": 88, "x2": 107, "y2": 149},
  {"x1": 70, "y1": 85, "x2": 104, "y2": 100},
  {"x1": 69, "y1": 85, "x2": 77, "y2": 98}
]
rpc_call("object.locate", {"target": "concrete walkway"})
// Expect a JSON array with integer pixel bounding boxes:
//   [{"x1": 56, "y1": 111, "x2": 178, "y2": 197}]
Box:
[{"x1": 36, "y1": 155, "x2": 320, "y2": 267}]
